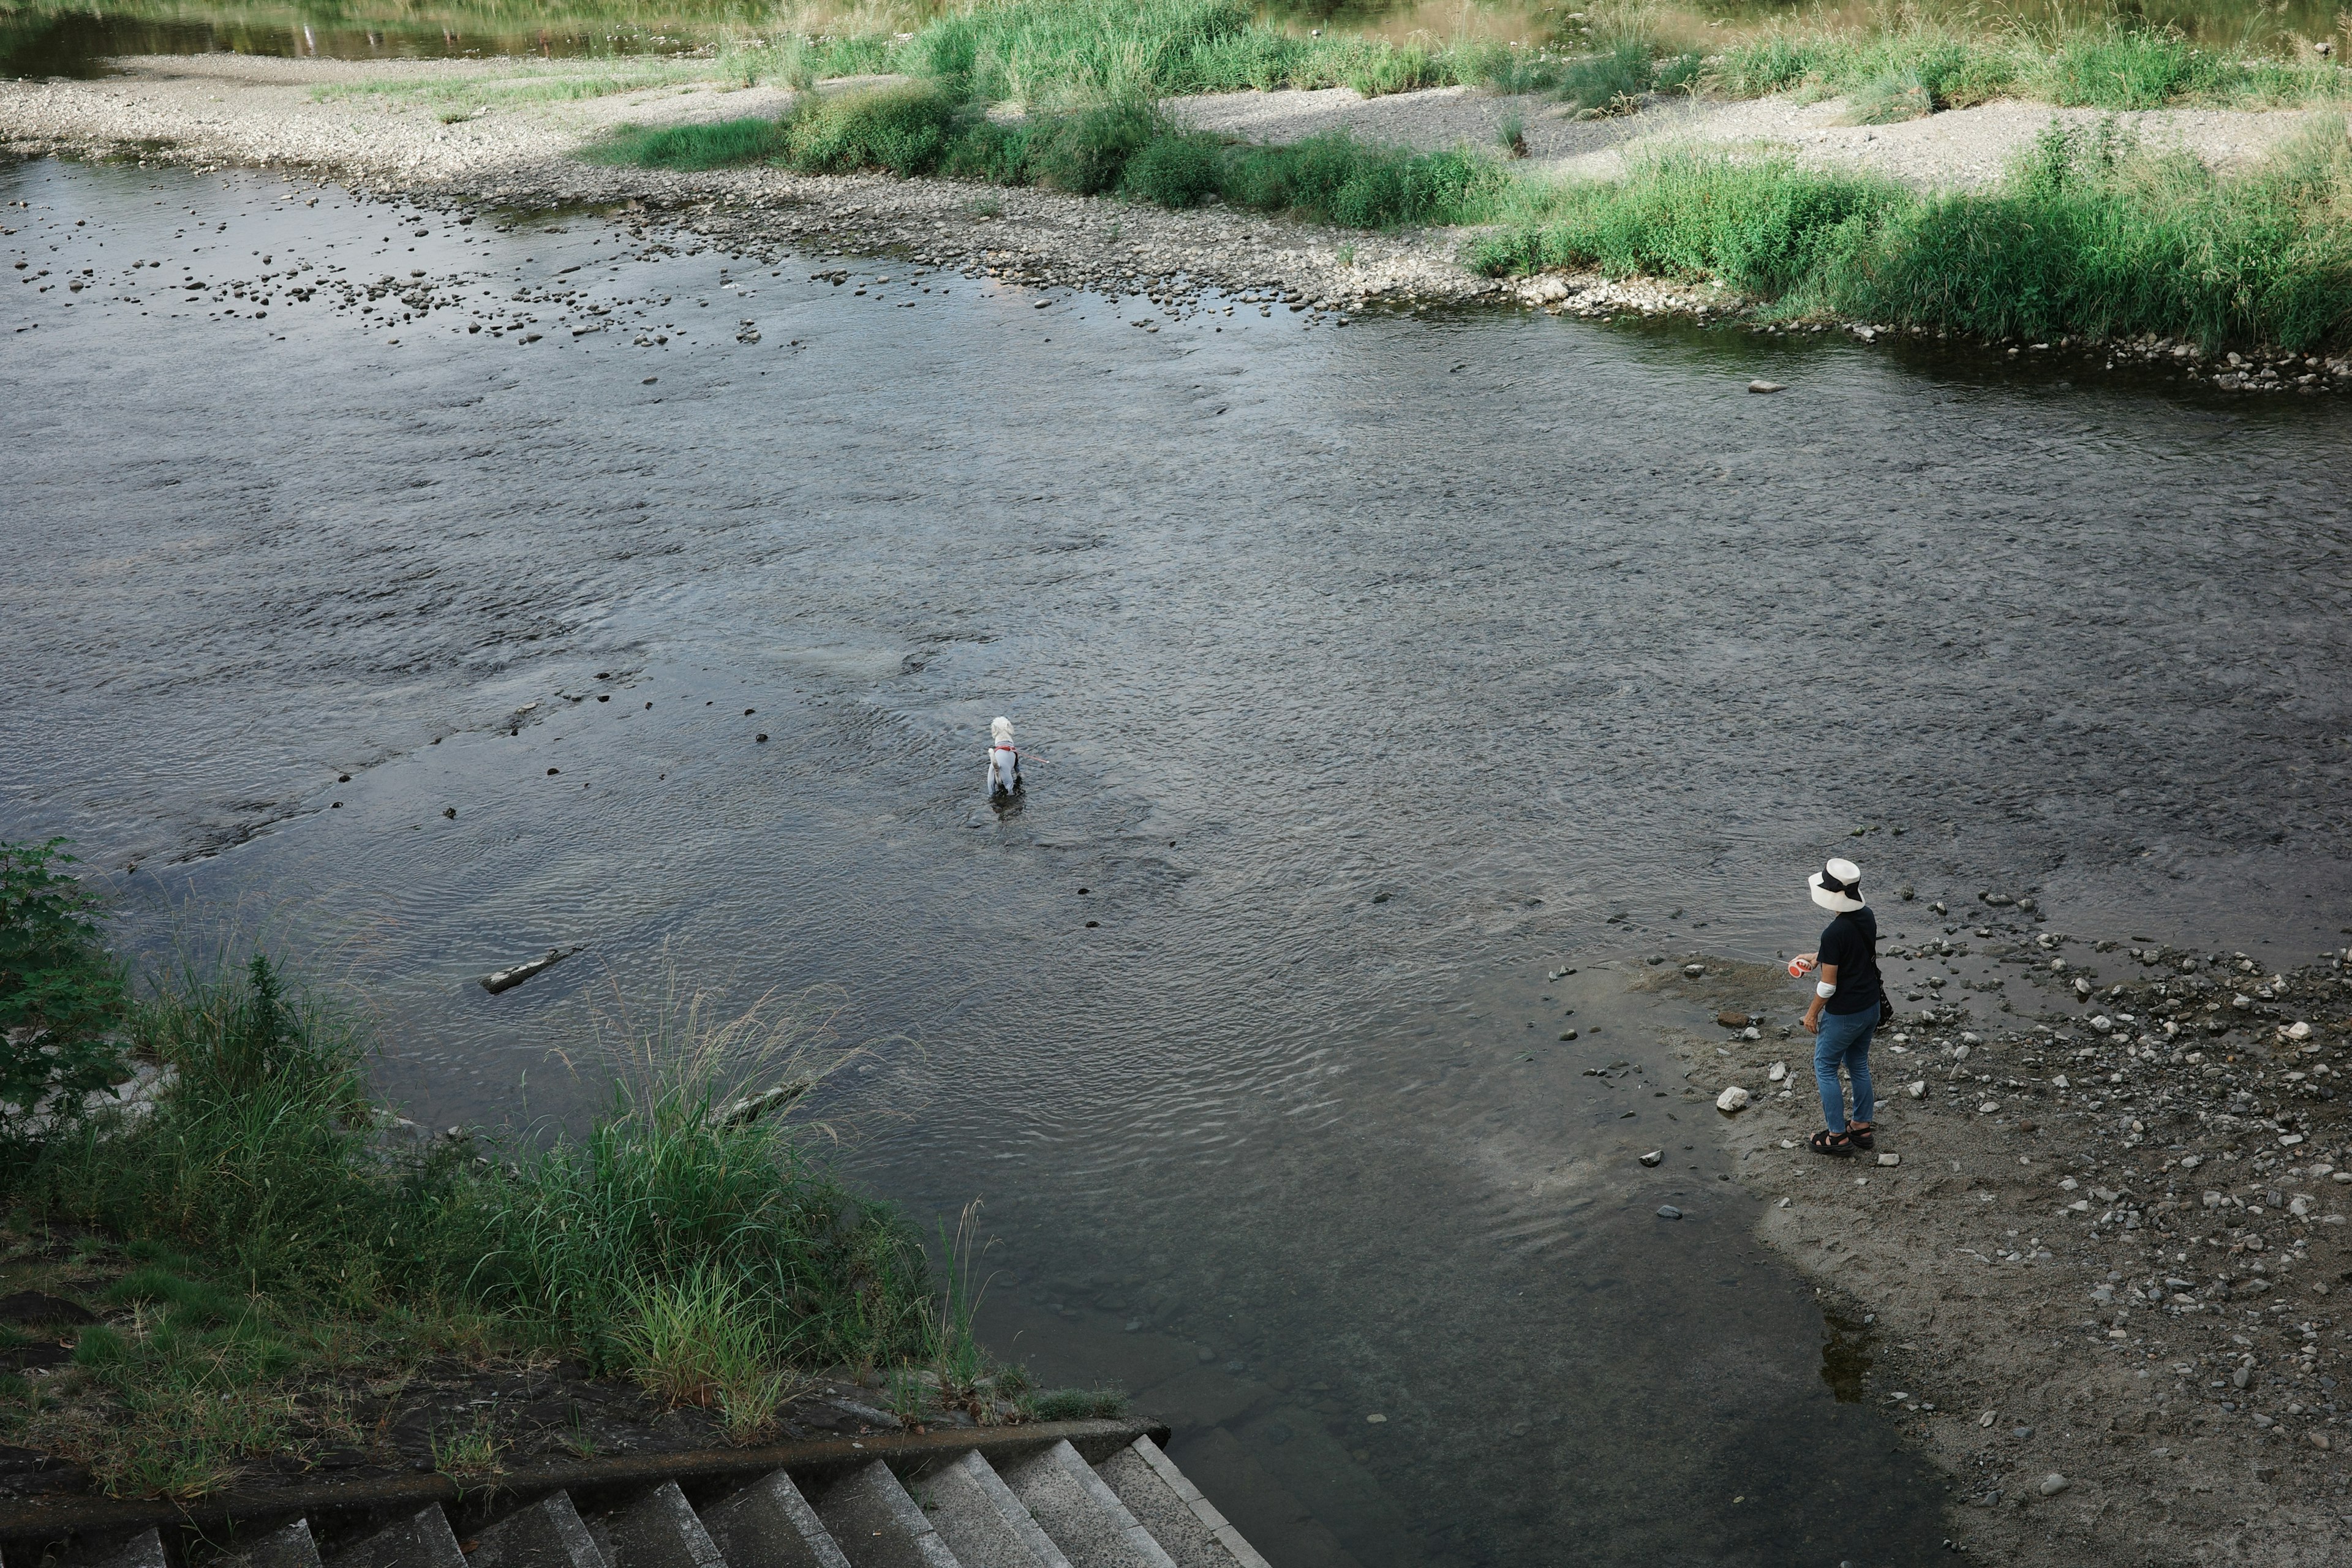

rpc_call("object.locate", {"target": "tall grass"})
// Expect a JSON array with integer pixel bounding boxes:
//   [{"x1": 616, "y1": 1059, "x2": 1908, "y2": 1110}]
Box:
[
  {"x1": 1475, "y1": 119, "x2": 2352, "y2": 352},
  {"x1": 898, "y1": 0, "x2": 1562, "y2": 107},
  {"x1": 1713, "y1": 19, "x2": 2352, "y2": 111},
  {"x1": 2, "y1": 952, "x2": 941, "y2": 1491}
]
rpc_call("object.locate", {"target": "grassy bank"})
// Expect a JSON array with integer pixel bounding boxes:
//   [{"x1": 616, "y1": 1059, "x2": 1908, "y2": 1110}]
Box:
[
  {"x1": 1710, "y1": 18, "x2": 2352, "y2": 116},
  {"x1": 0, "y1": 842, "x2": 1112, "y2": 1496},
  {"x1": 1473, "y1": 119, "x2": 2352, "y2": 352},
  {"x1": 591, "y1": 83, "x2": 1509, "y2": 227},
  {"x1": 297, "y1": 0, "x2": 2352, "y2": 116}
]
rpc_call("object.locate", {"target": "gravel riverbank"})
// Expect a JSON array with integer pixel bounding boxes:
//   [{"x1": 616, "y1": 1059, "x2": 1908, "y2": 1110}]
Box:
[
  {"x1": 1652, "y1": 915, "x2": 2352, "y2": 1566},
  {"x1": 9, "y1": 53, "x2": 2350, "y2": 380}
]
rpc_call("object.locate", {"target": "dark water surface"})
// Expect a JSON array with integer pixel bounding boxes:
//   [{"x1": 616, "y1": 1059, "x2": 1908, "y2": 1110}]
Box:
[{"x1": 9, "y1": 156, "x2": 2352, "y2": 1566}]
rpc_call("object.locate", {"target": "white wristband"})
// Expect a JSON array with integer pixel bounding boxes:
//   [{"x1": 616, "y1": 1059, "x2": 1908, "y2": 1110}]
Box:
[{"x1": 1815, "y1": 980, "x2": 1837, "y2": 999}]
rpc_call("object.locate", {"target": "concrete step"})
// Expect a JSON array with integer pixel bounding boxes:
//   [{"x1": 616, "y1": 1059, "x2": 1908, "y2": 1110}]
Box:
[
  {"x1": 589, "y1": 1483, "x2": 728, "y2": 1568},
  {"x1": 240, "y1": 1519, "x2": 325, "y2": 1568},
  {"x1": 330, "y1": 1507, "x2": 467, "y2": 1568},
  {"x1": 998, "y1": 1442, "x2": 1175, "y2": 1568},
  {"x1": 472, "y1": 1493, "x2": 608, "y2": 1568},
  {"x1": 1092, "y1": 1441, "x2": 1265, "y2": 1568},
  {"x1": 813, "y1": 1460, "x2": 960, "y2": 1568},
  {"x1": 917, "y1": 1451, "x2": 1070, "y2": 1568},
  {"x1": 699, "y1": 1469, "x2": 853, "y2": 1568},
  {"x1": 83, "y1": 1531, "x2": 168, "y2": 1568}
]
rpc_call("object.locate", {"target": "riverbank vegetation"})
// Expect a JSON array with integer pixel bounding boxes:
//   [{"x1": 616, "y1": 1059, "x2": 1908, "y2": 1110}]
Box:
[
  {"x1": 11, "y1": 0, "x2": 2352, "y2": 113},
  {"x1": 1474, "y1": 118, "x2": 2352, "y2": 352},
  {"x1": 594, "y1": 83, "x2": 1506, "y2": 226},
  {"x1": 0, "y1": 842, "x2": 1112, "y2": 1497}
]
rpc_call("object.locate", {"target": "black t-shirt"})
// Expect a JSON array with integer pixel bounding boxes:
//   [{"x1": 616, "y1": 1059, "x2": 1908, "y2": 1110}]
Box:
[{"x1": 1817, "y1": 907, "x2": 1883, "y2": 1016}]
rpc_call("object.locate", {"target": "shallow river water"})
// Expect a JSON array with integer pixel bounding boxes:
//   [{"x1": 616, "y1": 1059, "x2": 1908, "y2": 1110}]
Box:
[{"x1": 8, "y1": 155, "x2": 2352, "y2": 1566}]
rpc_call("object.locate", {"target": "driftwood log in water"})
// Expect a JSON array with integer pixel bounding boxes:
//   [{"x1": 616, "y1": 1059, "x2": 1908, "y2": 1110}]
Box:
[{"x1": 478, "y1": 944, "x2": 584, "y2": 995}]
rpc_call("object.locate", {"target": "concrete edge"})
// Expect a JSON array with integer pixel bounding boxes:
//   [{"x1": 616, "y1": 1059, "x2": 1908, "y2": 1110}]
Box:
[
  {"x1": 0, "y1": 1420, "x2": 1172, "y2": 1547},
  {"x1": 1127, "y1": 1440, "x2": 1268, "y2": 1568}
]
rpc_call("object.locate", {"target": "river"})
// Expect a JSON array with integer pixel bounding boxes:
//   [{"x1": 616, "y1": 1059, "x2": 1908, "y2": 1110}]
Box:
[{"x1": 7, "y1": 153, "x2": 2352, "y2": 1566}]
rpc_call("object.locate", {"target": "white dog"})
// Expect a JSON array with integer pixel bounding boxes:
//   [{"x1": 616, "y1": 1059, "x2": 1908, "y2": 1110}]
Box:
[{"x1": 986, "y1": 715, "x2": 1022, "y2": 796}]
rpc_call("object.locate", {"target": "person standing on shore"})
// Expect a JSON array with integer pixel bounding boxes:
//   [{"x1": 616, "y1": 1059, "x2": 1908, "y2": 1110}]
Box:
[{"x1": 1790, "y1": 857, "x2": 1885, "y2": 1159}]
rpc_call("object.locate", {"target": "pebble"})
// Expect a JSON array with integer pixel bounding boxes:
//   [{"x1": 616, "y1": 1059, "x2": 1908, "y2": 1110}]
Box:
[
  {"x1": 2038, "y1": 1472, "x2": 2070, "y2": 1496},
  {"x1": 1716, "y1": 1085, "x2": 1751, "y2": 1112},
  {"x1": 1656, "y1": 1205, "x2": 1683, "y2": 1219},
  {"x1": 1640, "y1": 1150, "x2": 1663, "y2": 1166}
]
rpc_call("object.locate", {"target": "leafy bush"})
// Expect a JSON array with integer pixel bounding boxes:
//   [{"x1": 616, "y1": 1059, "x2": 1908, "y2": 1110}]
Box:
[
  {"x1": 1, "y1": 839, "x2": 127, "y2": 1128},
  {"x1": 784, "y1": 83, "x2": 961, "y2": 177},
  {"x1": 1027, "y1": 97, "x2": 1163, "y2": 194},
  {"x1": 1117, "y1": 128, "x2": 1227, "y2": 207}
]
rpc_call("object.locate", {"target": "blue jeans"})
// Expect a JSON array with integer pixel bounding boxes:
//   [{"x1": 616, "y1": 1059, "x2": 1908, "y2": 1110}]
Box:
[{"x1": 1814, "y1": 1008, "x2": 1878, "y2": 1134}]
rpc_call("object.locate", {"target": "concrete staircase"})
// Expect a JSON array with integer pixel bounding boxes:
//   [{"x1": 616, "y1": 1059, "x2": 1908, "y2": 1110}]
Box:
[{"x1": 4, "y1": 1437, "x2": 1266, "y2": 1568}]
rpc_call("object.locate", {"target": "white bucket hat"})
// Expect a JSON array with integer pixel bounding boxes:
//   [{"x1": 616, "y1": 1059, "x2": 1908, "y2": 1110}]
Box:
[{"x1": 1809, "y1": 858, "x2": 1866, "y2": 913}]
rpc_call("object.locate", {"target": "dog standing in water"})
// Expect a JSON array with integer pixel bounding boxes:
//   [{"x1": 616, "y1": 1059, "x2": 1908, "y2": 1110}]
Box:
[{"x1": 986, "y1": 716, "x2": 1023, "y2": 797}]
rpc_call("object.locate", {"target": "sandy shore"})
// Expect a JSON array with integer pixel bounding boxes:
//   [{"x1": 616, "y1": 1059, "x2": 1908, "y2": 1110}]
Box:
[{"x1": 1649, "y1": 916, "x2": 2352, "y2": 1566}]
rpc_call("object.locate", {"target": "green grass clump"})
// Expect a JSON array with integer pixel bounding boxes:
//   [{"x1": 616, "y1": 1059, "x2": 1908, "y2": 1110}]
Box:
[
  {"x1": 1027, "y1": 1385, "x2": 1130, "y2": 1421},
  {"x1": 613, "y1": 1264, "x2": 797, "y2": 1442},
  {"x1": 1558, "y1": 41, "x2": 1703, "y2": 115},
  {"x1": 1219, "y1": 134, "x2": 1506, "y2": 228},
  {"x1": 782, "y1": 81, "x2": 962, "y2": 177},
  {"x1": 1474, "y1": 120, "x2": 2352, "y2": 353},
  {"x1": 590, "y1": 87, "x2": 1509, "y2": 230},
  {"x1": 2037, "y1": 26, "x2": 2230, "y2": 109},
  {"x1": 1844, "y1": 69, "x2": 1935, "y2": 125},
  {"x1": 480, "y1": 1062, "x2": 929, "y2": 1373},
  {"x1": 589, "y1": 116, "x2": 791, "y2": 171},
  {"x1": 1476, "y1": 148, "x2": 1907, "y2": 297}
]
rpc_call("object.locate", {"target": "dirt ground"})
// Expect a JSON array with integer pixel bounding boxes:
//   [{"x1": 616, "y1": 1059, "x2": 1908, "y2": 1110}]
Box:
[{"x1": 1636, "y1": 913, "x2": 2352, "y2": 1565}]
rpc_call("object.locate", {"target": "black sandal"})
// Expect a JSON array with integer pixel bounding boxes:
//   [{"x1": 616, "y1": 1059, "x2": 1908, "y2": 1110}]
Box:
[
  {"x1": 1811, "y1": 1128, "x2": 1856, "y2": 1158},
  {"x1": 1847, "y1": 1121, "x2": 1875, "y2": 1152}
]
